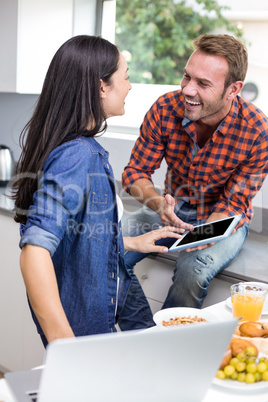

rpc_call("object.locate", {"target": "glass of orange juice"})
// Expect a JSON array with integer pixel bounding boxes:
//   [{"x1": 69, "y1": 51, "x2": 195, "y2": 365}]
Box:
[{"x1": 230, "y1": 283, "x2": 267, "y2": 322}]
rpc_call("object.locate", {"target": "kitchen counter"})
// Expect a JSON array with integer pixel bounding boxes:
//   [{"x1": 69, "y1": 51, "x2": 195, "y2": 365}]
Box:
[
  {"x1": 1, "y1": 186, "x2": 267, "y2": 284},
  {"x1": 149, "y1": 230, "x2": 268, "y2": 285},
  {"x1": 121, "y1": 195, "x2": 268, "y2": 312},
  {"x1": 0, "y1": 186, "x2": 14, "y2": 216},
  {"x1": 120, "y1": 185, "x2": 268, "y2": 287},
  {"x1": 1, "y1": 185, "x2": 267, "y2": 288}
]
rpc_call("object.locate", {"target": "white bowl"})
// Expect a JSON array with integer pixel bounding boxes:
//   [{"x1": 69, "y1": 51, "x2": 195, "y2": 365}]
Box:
[{"x1": 153, "y1": 307, "x2": 219, "y2": 327}]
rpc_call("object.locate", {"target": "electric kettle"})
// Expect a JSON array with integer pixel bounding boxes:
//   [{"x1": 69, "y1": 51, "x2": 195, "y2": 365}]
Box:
[{"x1": 0, "y1": 145, "x2": 15, "y2": 186}]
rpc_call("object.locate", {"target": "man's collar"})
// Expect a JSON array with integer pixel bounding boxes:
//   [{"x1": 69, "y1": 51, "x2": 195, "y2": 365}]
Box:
[{"x1": 217, "y1": 98, "x2": 239, "y2": 136}]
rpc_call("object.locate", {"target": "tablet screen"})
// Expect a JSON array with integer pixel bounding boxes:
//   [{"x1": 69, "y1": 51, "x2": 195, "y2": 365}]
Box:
[{"x1": 178, "y1": 216, "x2": 235, "y2": 246}]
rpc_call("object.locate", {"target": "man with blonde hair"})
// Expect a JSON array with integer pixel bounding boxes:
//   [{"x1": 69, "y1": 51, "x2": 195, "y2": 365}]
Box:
[{"x1": 118, "y1": 34, "x2": 268, "y2": 330}]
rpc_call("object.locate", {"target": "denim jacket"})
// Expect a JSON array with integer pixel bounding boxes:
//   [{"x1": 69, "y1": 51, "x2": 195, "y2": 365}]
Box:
[{"x1": 20, "y1": 136, "x2": 131, "y2": 337}]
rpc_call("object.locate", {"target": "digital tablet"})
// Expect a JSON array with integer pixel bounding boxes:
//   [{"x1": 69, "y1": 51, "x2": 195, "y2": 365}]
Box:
[{"x1": 169, "y1": 215, "x2": 242, "y2": 252}]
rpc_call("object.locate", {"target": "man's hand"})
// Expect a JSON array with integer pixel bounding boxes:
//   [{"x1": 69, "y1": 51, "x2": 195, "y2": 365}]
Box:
[
  {"x1": 129, "y1": 179, "x2": 193, "y2": 231},
  {"x1": 159, "y1": 194, "x2": 194, "y2": 231}
]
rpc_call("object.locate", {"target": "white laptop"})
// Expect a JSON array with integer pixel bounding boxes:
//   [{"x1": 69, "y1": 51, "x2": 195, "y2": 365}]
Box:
[{"x1": 5, "y1": 319, "x2": 237, "y2": 402}]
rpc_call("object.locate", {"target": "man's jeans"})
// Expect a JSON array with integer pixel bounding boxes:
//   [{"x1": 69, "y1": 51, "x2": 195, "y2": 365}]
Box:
[{"x1": 117, "y1": 203, "x2": 249, "y2": 331}]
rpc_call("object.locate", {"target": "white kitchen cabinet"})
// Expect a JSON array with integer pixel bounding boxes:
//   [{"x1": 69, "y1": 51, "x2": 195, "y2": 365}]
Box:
[
  {"x1": 134, "y1": 256, "x2": 233, "y2": 315},
  {"x1": 0, "y1": 0, "x2": 73, "y2": 94},
  {"x1": 135, "y1": 258, "x2": 174, "y2": 313},
  {"x1": 0, "y1": 0, "x2": 97, "y2": 94},
  {"x1": 0, "y1": 214, "x2": 44, "y2": 372}
]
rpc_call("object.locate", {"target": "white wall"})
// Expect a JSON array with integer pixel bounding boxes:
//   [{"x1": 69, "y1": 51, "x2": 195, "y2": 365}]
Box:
[
  {"x1": 220, "y1": 0, "x2": 268, "y2": 117},
  {"x1": 0, "y1": 93, "x2": 38, "y2": 161}
]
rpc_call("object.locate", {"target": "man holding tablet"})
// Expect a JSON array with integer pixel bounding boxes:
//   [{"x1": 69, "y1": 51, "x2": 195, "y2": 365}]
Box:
[
  {"x1": 169, "y1": 215, "x2": 242, "y2": 252},
  {"x1": 118, "y1": 34, "x2": 268, "y2": 331}
]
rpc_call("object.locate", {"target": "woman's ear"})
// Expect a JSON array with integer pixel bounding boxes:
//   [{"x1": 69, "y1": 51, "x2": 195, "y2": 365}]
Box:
[
  {"x1": 100, "y1": 79, "x2": 107, "y2": 99},
  {"x1": 226, "y1": 81, "x2": 244, "y2": 101}
]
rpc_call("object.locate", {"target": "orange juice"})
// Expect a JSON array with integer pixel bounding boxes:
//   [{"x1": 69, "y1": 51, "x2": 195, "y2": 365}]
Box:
[{"x1": 231, "y1": 293, "x2": 265, "y2": 322}]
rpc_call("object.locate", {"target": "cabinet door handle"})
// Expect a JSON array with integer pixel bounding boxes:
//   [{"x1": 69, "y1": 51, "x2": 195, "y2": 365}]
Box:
[{"x1": 141, "y1": 274, "x2": 148, "y2": 280}]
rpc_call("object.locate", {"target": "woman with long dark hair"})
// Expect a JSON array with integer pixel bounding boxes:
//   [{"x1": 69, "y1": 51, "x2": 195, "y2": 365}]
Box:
[{"x1": 13, "y1": 35, "x2": 181, "y2": 347}]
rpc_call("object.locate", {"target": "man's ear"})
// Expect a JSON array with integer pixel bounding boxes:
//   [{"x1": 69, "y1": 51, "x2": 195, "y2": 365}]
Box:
[
  {"x1": 226, "y1": 81, "x2": 244, "y2": 101},
  {"x1": 100, "y1": 79, "x2": 107, "y2": 99}
]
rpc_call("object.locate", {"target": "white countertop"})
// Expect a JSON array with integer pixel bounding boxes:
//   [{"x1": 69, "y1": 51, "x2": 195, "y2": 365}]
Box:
[
  {"x1": 0, "y1": 380, "x2": 14, "y2": 402},
  {"x1": 1, "y1": 301, "x2": 268, "y2": 402},
  {"x1": 0, "y1": 186, "x2": 14, "y2": 215}
]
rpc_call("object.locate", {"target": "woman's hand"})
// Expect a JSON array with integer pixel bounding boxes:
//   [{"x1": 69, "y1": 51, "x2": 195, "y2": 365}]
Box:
[{"x1": 123, "y1": 226, "x2": 182, "y2": 253}]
